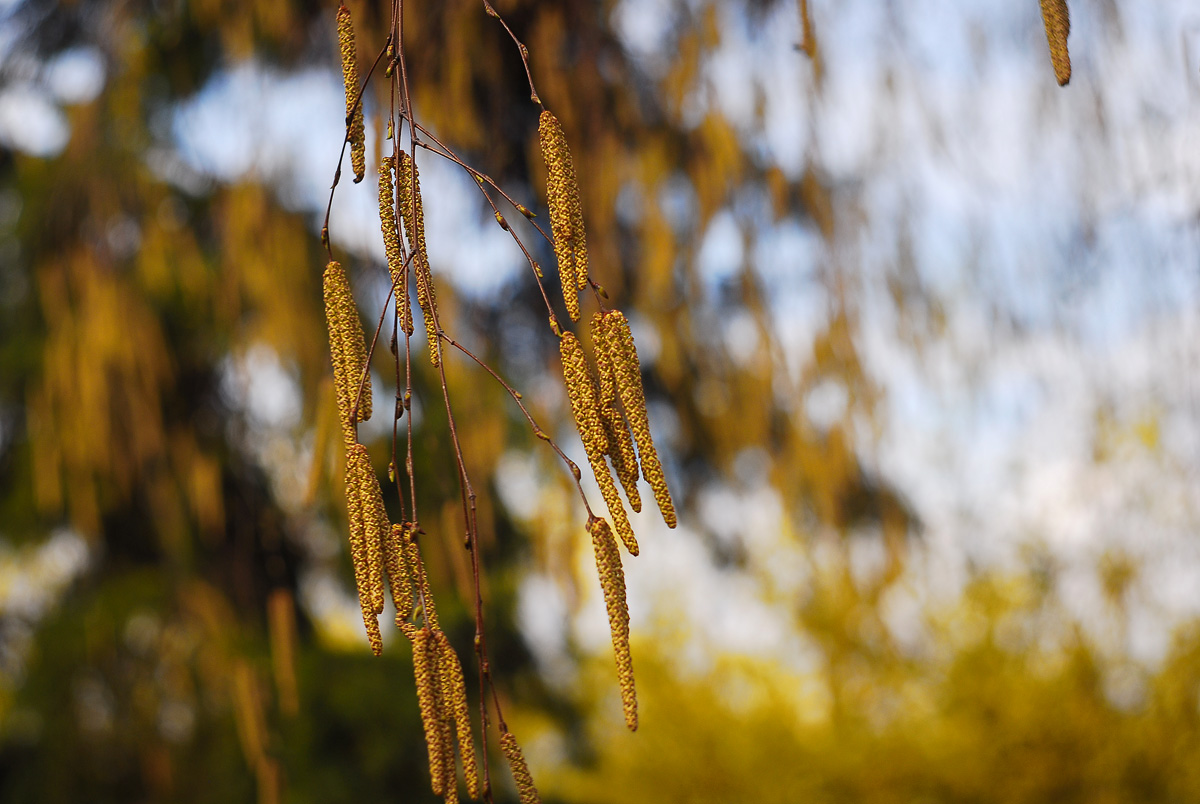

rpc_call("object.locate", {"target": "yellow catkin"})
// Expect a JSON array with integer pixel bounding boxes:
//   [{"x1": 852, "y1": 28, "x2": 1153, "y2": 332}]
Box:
[
  {"x1": 590, "y1": 517, "x2": 637, "y2": 731},
  {"x1": 323, "y1": 261, "x2": 372, "y2": 446},
  {"x1": 1040, "y1": 0, "x2": 1071, "y2": 86},
  {"x1": 413, "y1": 628, "x2": 448, "y2": 797},
  {"x1": 404, "y1": 526, "x2": 439, "y2": 631},
  {"x1": 346, "y1": 444, "x2": 384, "y2": 654},
  {"x1": 379, "y1": 155, "x2": 414, "y2": 336},
  {"x1": 385, "y1": 523, "x2": 414, "y2": 622},
  {"x1": 538, "y1": 110, "x2": 587, "y2": 322},
  {"x1": 436, "y1": 631, "x2": 479, "y2": 799},
  {"x1": 500, "y1": 731, "x2": 541, "y2": 804},
  {"x1": 560, "y1": 333, "x2": 639, "y2": 556},
  {"x1": 397, "y1": 152, "x2": 441, "y2": 366},
  {"x1": 604, "y1": 311, "x2": 676, "y2": 528},
  {"x1": 337, "y1": 4, "x2": 365, "y2": 182},
  {"x1": 591, "y1": 312, "x2": 642, "y2": 512}
]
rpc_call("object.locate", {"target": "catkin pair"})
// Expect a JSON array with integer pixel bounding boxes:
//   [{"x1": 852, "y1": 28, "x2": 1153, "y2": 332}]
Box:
[
  {"x1": 396, "y1": 152, "x2": 441, "y2": 366},
  {"x1": 1040, "y1": 0, "x2": 1071, "y2": 86},
  {"x1": 379, "y1": 156, "x2": 414, "y2": 336},
  {"x1": 560, "y1": 332, "x2": 639, "y2": 556},
  {"x1": 337, "y1": 4, "x2": 366, "y2": 182},
  {"x1": 323, "y1": 261, "x2": 372, "y2": 445},
  {"x1": 538, "y1": 110, "x2": 588, "y2": 322},
  {"x1": 411, "y1": 627, "x2": 479, "y2": 801},
  {"x1": 590, "y1": 517, "x2": 637, "y2": 731},
  {"x1": 592, "y1": 313, "x2": 642, "y2": 513},
  {"x1": 346, "y1": 443, "x2": 386, "y2": 654},
  {"x1": 599, "y1": 311, "x2": 676, "y2": 528}
]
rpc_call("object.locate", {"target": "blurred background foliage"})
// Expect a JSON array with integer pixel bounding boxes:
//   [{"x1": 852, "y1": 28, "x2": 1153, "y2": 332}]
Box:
[{"x1": 1, "y1": 0, "x2": 1198, "y2": 801}]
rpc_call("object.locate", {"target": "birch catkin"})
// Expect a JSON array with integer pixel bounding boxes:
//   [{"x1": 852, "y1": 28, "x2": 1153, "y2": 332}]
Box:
[
  {"x1": 397, "y1": 152, "x2": 441, "y2": 366},
  {"x1": 437, "y1": 631, "x2": 479, "y2": 800},
  {"x1": 337, "y1": 4, "x2": 366, "y2": 182},
  {"x1": 590, "y1": 517, "x2": 637, "y2": 731},
  {"x1": 560, "y1": 333, "x2": 639, "y2": 556},
  {"x1": 592, "y1": 312, "x2": 642, "y2": 512},
  {"x1": 323, "y1": 261, "x2": 372, "y2": 445},
  {"x1": 538, "y1": 110, "x2": 587, "y2": 322},
  {"x1": 500, "y1": 731, "x2": 541, "y2": 804},
  {"x1": 346, "y1": 444, "x2": 385, "y2": 654},
  {"x1": 412, "y1": 628, "x2": 448, "y2": 797},
  {"x1": 385, "y1": 522, "x2": 413, "y2": 622},
  {"x1": 603, "y1": 311, "x2": 676, "y2": 528},
  {"x1": 379, "y1": 155, "x2": 414, "y2": 336},
  {"x1": 1039, "y1": 0, "x2": 1071, "y2": 86}
]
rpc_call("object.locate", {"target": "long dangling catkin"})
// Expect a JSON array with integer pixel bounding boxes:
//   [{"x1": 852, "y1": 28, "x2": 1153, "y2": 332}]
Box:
[
  {"x1": 590, "y1": 517, "x2": 637, "y2": 731},
  {"x1": 591, "y1": 312, "x2": 642, "y2": 512},
  {"x1": 603, "y1": 311, "x2": 676, "y2": 528},
  {"x1": 347, "y1": 444, "x2": 385, "y2": 653},
  {"x1": 379, "y1": 155, "x2": 414, "y2": 336},
  {"x1": 560, "y1": 333, "x2": 639, "y2": 556},
  {"x1": 412, "y1": 628, "x2": 449, "y2": 797},
  {"x1": 385, "y1": 523, "x2": 414, "y2": 622},
  {"x1": 538, "y1": 110, "x2": 587, "y2": 322},
  {"x1": 500, "y1": 731, "x2": 541, "y2": 804},
  {"x1": 436, "y1": 631, "x2": 479, "y2": 800},
  {"x1": 397, "y1": 152, "x2": 441, "y2": 365},
  {"x1": 323, "y1": 261, "x2": 373, "y2": 445},
  {"x1": 404, "y1": 526, "x2": 439, "y2": 631},
  {"x1": 1039, "y1": 0, "x2": 1071, "y2": 86},
  {"x1": 337, "y1": 4, "x2": 366, "y2": 182}
]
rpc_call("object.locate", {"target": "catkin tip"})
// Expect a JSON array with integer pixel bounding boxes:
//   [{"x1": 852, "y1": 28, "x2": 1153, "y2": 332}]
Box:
[{"x1": 1039, "y1": 0, "x2": 1071, "y2": 86}]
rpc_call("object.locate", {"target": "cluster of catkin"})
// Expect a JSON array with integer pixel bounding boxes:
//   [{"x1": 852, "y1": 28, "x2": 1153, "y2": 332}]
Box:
[
  {"x1": 1039, "y1": 0, "x2": 1071, "y2": 86},
  {"x1": 540, "y1": 110, "x2": 677, "y2": 732}
]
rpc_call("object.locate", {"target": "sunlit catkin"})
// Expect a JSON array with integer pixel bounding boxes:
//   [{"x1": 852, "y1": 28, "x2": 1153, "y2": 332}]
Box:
[
  {"x1": 323, "y1": 261, "x2": 372, "y2": 445},
  {"x1": 397, "y1": 152, "x2": 441, "y2": 366},
  {"x1": 538, "y1": 110, "x2": 587, "y2": 322},
  {"x1": 412, "y1": 628, "x2": 448, "y2": 797},
  {"x1": 1040, "y1": 0, "x2": 1071, "y2": 86},
  {"x1": 385, "y1": 523, "x2": 414, "y2": 622},
  {"x1": 500, "y1": 731, "x2": 541, "y2": 804},
  {"x1": 560, "y1": 333, "x2": 639, "y2": 555},
  {"x1": 379, "y1": 155, "x2": 414, "y2": 336},
  {"x1": 592, "y1": 312, "x2": 642, "y2": 512},
  {"x1": 337, "y1": 4, "x2": 365, "y2": 182},
  {"x1": 346, "y1": 444, "x2": 384, "y2": 654},
  {"x1": 604, "y1": 311, "x2": 676, "y2": 528},
  {"x1": 436, "y1": 631, "x2": 480, "y2": 799},
  {"x1": 590, "y1": 517, "x2": 637, "y2": 730},
  {"x1": 404, "y1": 526, "x2": 439, "y2": 631}
]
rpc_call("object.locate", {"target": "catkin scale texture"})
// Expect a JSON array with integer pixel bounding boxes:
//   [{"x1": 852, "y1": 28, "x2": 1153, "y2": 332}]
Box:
[
  {"x1": 323, "y1": 261, "x2": 372, "y2": 445},
  {"x1": 1040, "y1": 0, "x2": 1071, "y2": 86},
  {"x1": 538, "y1": 111, "x2": 587, "y2": 321},
  {"x1": 412, "y1": 628, "x2": 448, "y2": 796},
  {"x1": 500, "y1": 731, "x2": 541, "y2": 804},
  {"x1": 592, "y1": 312, "x2": 642, "y2": 512},
  {"x1": 560, "y1": 333, "x2": 639, "y2": 556},
  {"x1": 436, "y1": 632, "x2": 479, "y2": 799},
  {"x1": 603, "y1": 312, "x2": 676, "y2": 528},
  {"x1": 337, "y1": 5, "x2": 366, "y2": 182},
  {"x1": 345, "y1": 444, "x2": 384, "y2": 655},
  {"x1": 379, "y1": 156, "x2": 414, "y2": 336},
  {"x1": 385, "y1": 523, "x2": 414, "y2": 622},
  {"x1": 397, "y1": 153, "x2": 440, "y2": 365},
  {"x1": 590, "y1": 517, "x2": 637, "y2": 731}
]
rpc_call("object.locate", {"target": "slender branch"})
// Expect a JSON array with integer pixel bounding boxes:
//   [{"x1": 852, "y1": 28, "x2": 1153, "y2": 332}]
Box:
[{"x1": 481, "y1": 0, "x2": 542, "y2": 105}]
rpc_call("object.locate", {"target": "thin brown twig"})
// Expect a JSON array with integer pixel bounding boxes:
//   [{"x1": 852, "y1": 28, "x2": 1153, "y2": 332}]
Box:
[{"x1": 481, "y1": 0, "x2": 542, "y2": 105}]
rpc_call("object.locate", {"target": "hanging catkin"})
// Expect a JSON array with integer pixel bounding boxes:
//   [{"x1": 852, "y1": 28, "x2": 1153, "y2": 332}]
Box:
[
  {"x1": 591, "y1": 312, "x2": 642, "y2": 512},
  {"x1": 560, "y1": 333, "x2": 639, "y2": 556},
  {"x1": 1039, "y1": 0, "x2": 1071, "y2": 86},
  {"x1": 404, "y1": 527, "x2": 439, "y2": 631},
  {"x1": 538, "y1": 110, "x2": 587, "y2": 322},
  {"x1": 379, "y1": 155, "x2": 414, "y2": 336},
  {"x1": 590, "y1": 517, "x2": 637, "y2": 731},
  {"x1": 603, "y1": 311, "x2": 676, "y2": 528},
  {"x1": 323, "y1": 261, "x2": 372, "y2": 445},
  {"x1": 500, "y1": 731, "x2": 541, "y2": 804},
  {"x1": 385, "y1": 523, "x2": 414, "y2": 623},
  {"x1": 396, "y1": 152, "x2": 441, "y2": 366},
  {"x1": 345, "y1": 444, "x2": 384, "y2": 655},
  {"x1": 337, "y1": 4, "x2": 366, "y2": 182},
  {"x1": 436, "y1": 631, "x2": 479, "y2": 800},
  {"x1": 412, "y1": 628, "x2": 449, "y2": 797}
]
